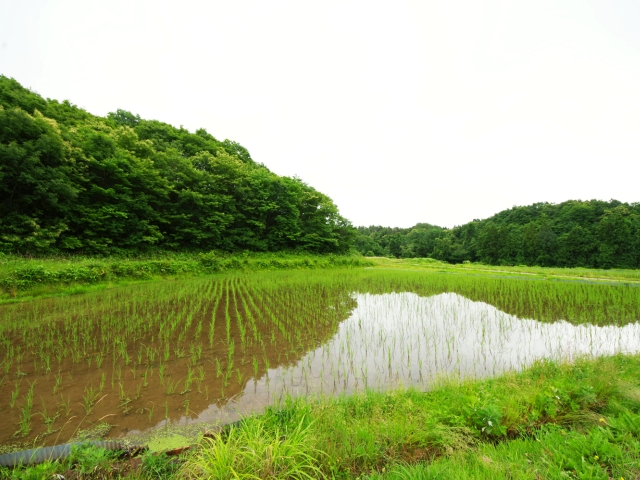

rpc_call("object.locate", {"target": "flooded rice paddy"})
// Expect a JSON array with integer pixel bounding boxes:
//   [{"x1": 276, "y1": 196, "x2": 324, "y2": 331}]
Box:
[{"x1": 1, "y1": 269, "x2": 639, "y2": 447}]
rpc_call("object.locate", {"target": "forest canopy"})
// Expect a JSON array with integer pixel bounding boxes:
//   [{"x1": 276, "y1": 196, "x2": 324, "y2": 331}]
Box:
[
  {"x1": 355, "y1": 200, "x2": 640, "y2": 269},
  {"x1": 0, "y1": 76, "x2": 354, "y2": 255},
  {"x1": 2, "y1": 77, "x2": 638, "y2": 268}
]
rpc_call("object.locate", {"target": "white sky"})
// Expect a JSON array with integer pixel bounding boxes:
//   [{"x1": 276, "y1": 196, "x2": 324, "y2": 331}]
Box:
[{"x1": 1, "y1": 1, "x2": 639, "y2": 228}]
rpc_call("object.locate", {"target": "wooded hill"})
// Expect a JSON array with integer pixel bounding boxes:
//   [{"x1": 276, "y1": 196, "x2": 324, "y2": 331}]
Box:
[
  {"x1": 0, "y1": 76, "x2": 354, "y2": 255},
  {"x1": 355, "y1": 200, "x2": 640, "y2": 269},
  {"x1": 2, "y1": 76, "x2": 638, "y2": 268}
]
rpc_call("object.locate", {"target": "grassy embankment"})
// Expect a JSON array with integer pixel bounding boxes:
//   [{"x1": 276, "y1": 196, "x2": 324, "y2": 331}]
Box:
[
  {"x1": 4, "y1": 354, "x2": 640, "y2": 479},
  {"x1": 367, "y1": 256, "x2": 640, "y2": 283},
  {"x1": 2, "y1": 253, "x2": 638, "y2": 305},
  {"x1": 0, "y1": 252, "x2": 373, "y2": 304}
]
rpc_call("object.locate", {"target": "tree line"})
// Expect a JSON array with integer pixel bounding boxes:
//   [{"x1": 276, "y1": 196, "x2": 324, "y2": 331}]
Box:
[
  {"x1": 355, "y1": 200, "x2": 640, "y2": 269},
  {"x1": 0, "y1": 76, "x2": 354, "y2": 255},
  {"x1": 3, "y1": 76, "x2": 638, "y2": 267}
]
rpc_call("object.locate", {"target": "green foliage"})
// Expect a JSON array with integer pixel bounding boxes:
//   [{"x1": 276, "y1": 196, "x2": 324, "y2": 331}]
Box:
[
  {"x1": 180, "y1": 416, "x2": 324, "y2": 479},
  {"x1": 354, "y1": 199, "x2": 640, "y2": 269},
  {"x1": 355, "y1": 224, "x2": 444, "y2": 259},
  {"x1": 0, "y1": 76, "x2": 355, "y2": 255},
  {"x1": 472, "y1": 404, "x2": 506, "y2": 438},
  {"x1": 141, "y1": 451, "x2": 182, "y2": 479},
  {"x1": 67, "y1": 443, "x2": 119, "y2": 475},
  {"x1": 185, "y1": 354, "x2": 637, "y2": 478},
  {"x1": 0, "y1": 252, "x2": 373, "y2": 300},
  {"x1": 376, "y1": 423, "x2": 640, "y2": 479},
  {"x1": 0, "y1": 445, "x2": 122, "y2": 479},
  {"x1": 0, "y1": 461, "x2": 59, "y2": 480}
]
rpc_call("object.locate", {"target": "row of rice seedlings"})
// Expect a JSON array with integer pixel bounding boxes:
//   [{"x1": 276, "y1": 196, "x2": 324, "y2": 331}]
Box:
[
  {"x1": 0, "y1": 269, "x2": 638, "y2": 445},
  {"x1": 0, "y1": 273, "x2": 337, "y2": 440}
]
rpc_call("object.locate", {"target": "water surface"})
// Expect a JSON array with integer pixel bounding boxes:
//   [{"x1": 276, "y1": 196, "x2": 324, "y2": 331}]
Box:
[
  {"x1": 1, "y1": 276, "x2": 639, "y2": 447},
  {"x1": 160, "y1": 291, "x2": 640, "y2": 431}
]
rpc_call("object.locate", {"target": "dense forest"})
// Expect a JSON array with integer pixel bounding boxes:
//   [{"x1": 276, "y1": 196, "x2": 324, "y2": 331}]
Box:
[
  {"x1": 355, "y1": 200, "x2": 640, "y2": 269},
  {"x1": 0, "y1": 76, "x2": 354, "y2": 255},
  {"x1": 2, "y1": 77, "x2": 639, "y2": 268},
  {"x1": 354, "y1": 223, "x2": 444, "y2": 258}
]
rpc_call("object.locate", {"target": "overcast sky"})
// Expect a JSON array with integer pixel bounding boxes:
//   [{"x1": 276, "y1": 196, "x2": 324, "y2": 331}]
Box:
[{"x1": 1, "y1": 1, "x2": 639, "y2": 228}]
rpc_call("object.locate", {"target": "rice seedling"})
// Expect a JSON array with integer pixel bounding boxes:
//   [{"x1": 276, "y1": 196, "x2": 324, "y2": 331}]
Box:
[
  {"x1": 53, "y1": 371, "x2": 63, "y2": 394},
  {"x1": 136, "y1": 378, "x2": 144, "y2": 398},
  {"x1": 182, "y1": 367, "x2": 194, "y2": 394},
  {"x1": 252, "y1": 356, "x2": 259, "y2": 378},
  {"x1": 37, "y1": 399, "x2": 60, "y2": 434},
  {"x1": 16, "y1": 381, "x2": 36, "y2": 437},
  {"x1": 95, "y1": 353, "x2": 104, "y2": 369},
  {"x1": 81, "y1": 384, "x2": 100, "y2": 415},
  {"x1": 147, "y1": 402, "x2": 154, "y2": 423},
  {"x1": 9, "y1": 381, "x2": 20, "y2": 408},
  {"x1": 165, "y1": 377, "x2": 179, "y2": 396},
  {"x1": 59, "y1": 394, "x2": 71, "y2": 417},
  {"x1": 17, "y1": 406, "x2": 31, "y2": 437},
  {"x1": 0, "y1": 267, "x2": 638, "y2": 447},
  {"x1": 158, "y1": 362, "x2": 166, "y2": 384}
]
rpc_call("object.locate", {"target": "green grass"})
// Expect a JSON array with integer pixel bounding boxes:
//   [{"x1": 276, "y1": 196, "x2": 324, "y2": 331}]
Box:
[
  {"x1": 179, "y1": 354, "x2": 640, "y2": 479},
  {"x1": 0, "y1": 252, "x2": 372, "y2": 303},
  {"x1": 181, "y1": 416, "x2": 324, "y2": 479},
  {"x1": 369, "y1": 256, "x2": 640, "y2": 283},
  {"x1": 4, "y1": 354, "x2": 640, "y2": 479},
  {"x1": 3, "y1": 251, "x2": 637, "y2": 304},
  {"x1": 1, "y1": 260, "x2": 640, "y2": 478}
]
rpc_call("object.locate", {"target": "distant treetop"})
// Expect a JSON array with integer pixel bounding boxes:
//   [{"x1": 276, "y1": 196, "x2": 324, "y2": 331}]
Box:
[{"x1": 354, "y1": 199, "x2": 640, "y2": 269}]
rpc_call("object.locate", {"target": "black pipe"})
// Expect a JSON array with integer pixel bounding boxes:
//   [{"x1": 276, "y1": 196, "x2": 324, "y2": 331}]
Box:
[
  {"x1": 0, "y1": 418, "x2": 247, "y2": 468},
  {"x1": 0, "y1": 440, "x2": 125, "y2": 468}
]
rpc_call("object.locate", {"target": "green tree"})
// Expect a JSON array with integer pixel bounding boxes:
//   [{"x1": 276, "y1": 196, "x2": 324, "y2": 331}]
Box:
[
  {"x1": 596, "y1": 206, "x2": 635, "y2": 268},
  {"x1": 0, "y1": 75, "x2": 355, "y2": 255},
  {"x1": 556, "y1": 225, "x2": 596, "y2": 267},
  {"x1": 536, "y1": 217, "x2": 557, "y2": 267},
  {"x1": 107, "y1": 109, "x2": 141, "y2": 127},
  {"x1": 0, "y1": 108, "x2": 77, "y2": 252},
  {"x1": 477, "y1": 222, "x2": 503, "y2": 264}
]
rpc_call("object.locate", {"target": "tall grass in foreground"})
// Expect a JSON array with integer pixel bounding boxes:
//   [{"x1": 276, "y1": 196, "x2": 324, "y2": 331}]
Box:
[{"x1": 181, "y1": 417, "x2": 324, "y2": 479}]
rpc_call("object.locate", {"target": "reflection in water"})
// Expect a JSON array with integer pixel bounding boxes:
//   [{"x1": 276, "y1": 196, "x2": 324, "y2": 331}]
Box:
[
  {"x1": 0, "y1": 276, "x2": 356, "y2": 446},
  {"x1": 2, "y1": 270, "x2": 639, "y2": 445},
  {"x1": 175, "y1": 292, "x2": 640, "y2": 428}
]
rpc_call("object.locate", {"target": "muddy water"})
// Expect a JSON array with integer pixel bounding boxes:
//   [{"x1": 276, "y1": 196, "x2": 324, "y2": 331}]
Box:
[
  {"x1": 1, "y1": 282, "x2": 639, "y2": 448},
  {"x1": 0, "y1": 277, "x2": 355, "y2": 447},
  {"x1": 169, "y1": 292, "x2": 640, "y2": 431},
  {"x1": 252, "y1": 292, "x2": 640, "y2": 393}
]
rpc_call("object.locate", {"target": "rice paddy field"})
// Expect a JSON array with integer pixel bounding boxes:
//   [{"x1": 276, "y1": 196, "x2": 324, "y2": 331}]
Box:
[{"x1": 1, "y1": 266, "x2": 639, "y2": 457}]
